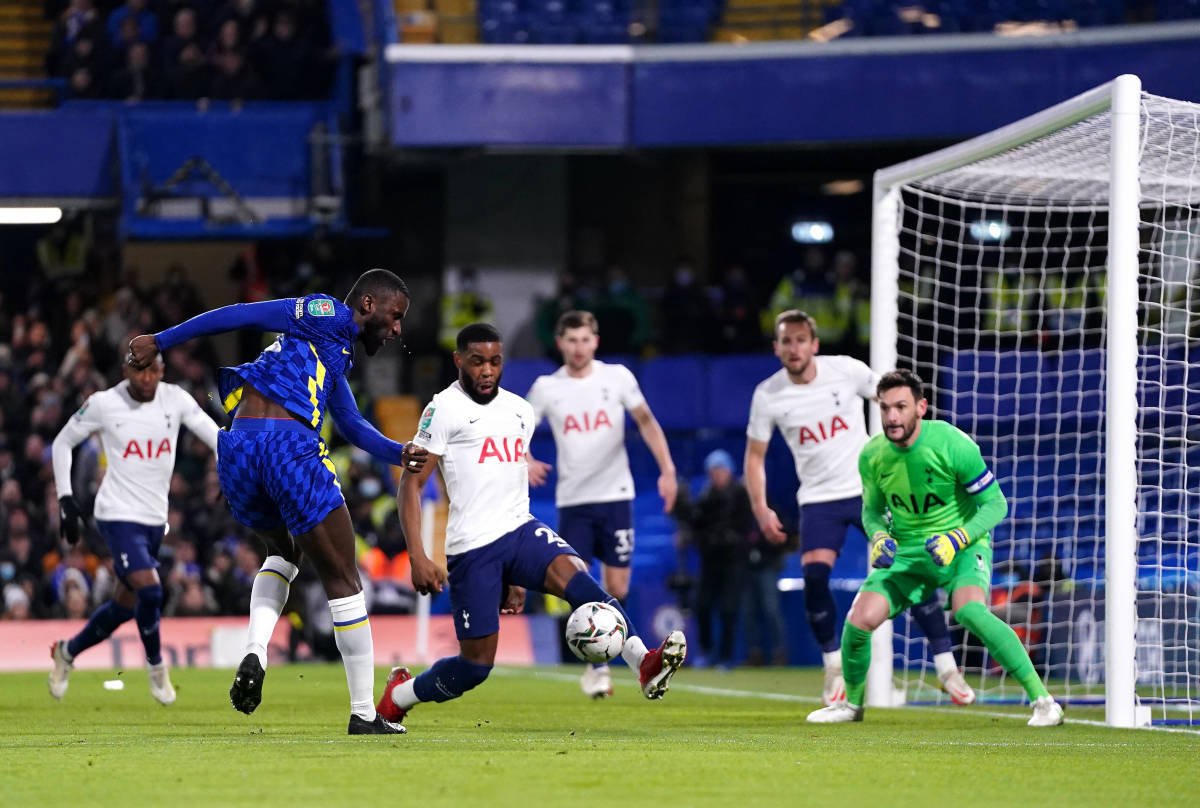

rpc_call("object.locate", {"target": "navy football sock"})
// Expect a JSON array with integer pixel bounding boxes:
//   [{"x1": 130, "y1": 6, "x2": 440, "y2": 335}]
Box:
[
  {"x1": 412, "y1": 656, "x2": 493, "y2": 703},
  {"x1": 563, "y1": 570, "x2": 637, "y2": 638},
  {"x1": 67, "y1": 601, "x2": 135, "y2": 659},
  {"x1": 134, "y1": 584, "x2": 164, "y2": 665},
  {"x1": 803, "y1": 563, "x2": 839, "y2": 653},
  {"x1": 910, "y1": 595, "x2": 954, "y2": 656}
]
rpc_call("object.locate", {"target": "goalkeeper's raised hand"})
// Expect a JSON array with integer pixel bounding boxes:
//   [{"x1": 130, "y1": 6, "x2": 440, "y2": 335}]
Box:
[
  {"x1": 869, "y1": 531, "x2": 897, "y2": 569},
  {"x1": 925, "y1": 527, "x2": 970, "y2": 567}
]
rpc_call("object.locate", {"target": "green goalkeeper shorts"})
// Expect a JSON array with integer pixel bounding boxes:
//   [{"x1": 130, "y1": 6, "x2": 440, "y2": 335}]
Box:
[{"x1": 859, "y1": 538, "x2": 993, "y2": 618}]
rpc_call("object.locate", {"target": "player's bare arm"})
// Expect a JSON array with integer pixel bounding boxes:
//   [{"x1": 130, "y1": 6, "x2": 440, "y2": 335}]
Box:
[
  {"x1": 630, "y1": 403, "x2": 677, "y2": 512},
  {"x1": 743, "y1": 437, "x2": 786, "y2": 543},
  {"x1": 397, "y1": 451, "x2": 446, "y2": 595}
]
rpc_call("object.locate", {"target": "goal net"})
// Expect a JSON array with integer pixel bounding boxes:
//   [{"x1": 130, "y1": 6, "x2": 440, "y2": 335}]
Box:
[{"x1": 870, "y1": 75, "x2": 1200, "y2": 728}]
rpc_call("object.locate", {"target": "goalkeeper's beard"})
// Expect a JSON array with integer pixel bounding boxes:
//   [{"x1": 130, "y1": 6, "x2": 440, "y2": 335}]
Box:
[{"x1": 885, "y1": 415, "x2": 920, "y2": 446}]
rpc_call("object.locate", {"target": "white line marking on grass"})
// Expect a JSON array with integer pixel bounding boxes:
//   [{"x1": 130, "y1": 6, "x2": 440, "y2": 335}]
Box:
[{"x1": 498, "y1": 668, "x2": 1200, "y2": 735}]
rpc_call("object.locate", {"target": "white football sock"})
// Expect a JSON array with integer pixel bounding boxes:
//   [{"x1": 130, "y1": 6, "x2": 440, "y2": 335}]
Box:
[
  {"x1": 329, "y1": 592, "x2": 376, "y2": 721},
  {"x1": 823, "y1": 649, "x2": 843, "y2": 671},
  {"x1": 620, "y1": 635, "x2": 649, "y2": 671},
  {"x1": 391, "y1": 677, "x2": 420, "y2": 710},
  {"x1": 933, "y1": 651, "x2": 959, "y2": 678},
  {"x1": 246, "y1": 556, "x2": 298, "y2": 668}
]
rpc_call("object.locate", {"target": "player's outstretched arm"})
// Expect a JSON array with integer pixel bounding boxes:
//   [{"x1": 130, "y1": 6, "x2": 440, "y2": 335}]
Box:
[
  {"x1": 630, "y1": 403, "x2": 677, "y2": 512},
  {"x1": 327, "y1": 378, "x2": 427, "y2": 471},
  {"x1": 127, "y1": 300, "x2": 297, "y2": 368},
  {"x1": 397, "y1": 452, "x2": 445, "y2": 596},
  {"x1": 744, "y1": 438, "x2": 785, "y2": 543}
]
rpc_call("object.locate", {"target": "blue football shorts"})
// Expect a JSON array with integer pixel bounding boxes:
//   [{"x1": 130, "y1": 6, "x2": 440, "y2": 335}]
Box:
[
  {"x1": 217, "y1": 417, "x2": 345, "y2": 536},
  {"x1": 446, "y1": 519, "x2": 580, "y2": 640},
  {"x1": 557, "y1": 500, "x2": 635, "y2": 568}
]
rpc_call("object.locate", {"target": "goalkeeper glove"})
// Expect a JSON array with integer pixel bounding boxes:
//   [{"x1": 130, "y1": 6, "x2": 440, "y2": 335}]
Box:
[
  {"x1": 925, "y1": 527, "x2": 970, "y2": 567},
  {"x1": 58, "y1": 496, "x2": 84, "y2": 545},
  {"x1": 869, "y1": 532, "x2": 897, "y2": 569}
]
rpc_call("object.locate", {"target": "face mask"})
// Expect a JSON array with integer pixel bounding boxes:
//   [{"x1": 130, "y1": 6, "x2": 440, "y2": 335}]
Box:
[
  {"x1": 0, "y1": 562, "x2": 14, "y2": 583},
  {"x1": 359, "y1": 478, "x2": 382, "y2": 499}
]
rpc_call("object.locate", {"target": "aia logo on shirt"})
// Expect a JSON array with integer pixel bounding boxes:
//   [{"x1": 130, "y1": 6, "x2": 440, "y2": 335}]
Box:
[
  {"x1": 478, "y1": 436, "x2": 526, "y2": 464},
  {"x1": 796, "y1": 416, "x2": 850, "y2": 445},
  {"x1": 123, "y1": 439, "x2": 172, "y2": 459},
  {"x1": 562, "y1": 410, "x2": 613, "y2": 434}
]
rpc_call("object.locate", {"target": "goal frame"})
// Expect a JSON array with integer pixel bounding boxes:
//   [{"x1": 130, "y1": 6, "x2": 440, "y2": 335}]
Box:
[{"x1": 867, "y1": 74, "x2": 1143, "y2": 728}]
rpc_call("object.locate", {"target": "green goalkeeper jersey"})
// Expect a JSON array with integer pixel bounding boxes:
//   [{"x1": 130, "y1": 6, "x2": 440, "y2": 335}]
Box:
[{"x1": 858, "y1": 419, "x2": 1007, "y2": 546}]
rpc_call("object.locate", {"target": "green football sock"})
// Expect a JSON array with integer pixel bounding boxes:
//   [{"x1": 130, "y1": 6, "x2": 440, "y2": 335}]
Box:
[
  {"x1": 955, "y1": 600, "x2": 1050, "y2": 701},
  {"x1": 841, "y1": 622, "x2": 873, "y2": 707}
]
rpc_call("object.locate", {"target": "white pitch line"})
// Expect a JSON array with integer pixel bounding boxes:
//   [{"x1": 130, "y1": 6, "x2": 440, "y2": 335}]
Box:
[{"x1": 498, "y1": 667, "x2": 1200, "y2": 735}]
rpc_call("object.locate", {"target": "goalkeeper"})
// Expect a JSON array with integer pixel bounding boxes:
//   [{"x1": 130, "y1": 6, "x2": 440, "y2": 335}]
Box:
[{"x1": 807, "y1": 369, "x2": 1063, "y2": 727}]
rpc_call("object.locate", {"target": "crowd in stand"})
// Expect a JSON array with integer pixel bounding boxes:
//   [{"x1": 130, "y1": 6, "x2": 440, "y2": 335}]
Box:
[
  {"x1": 45, "y1": 0, "x2": 336, "y2": 102},
  {"x1": 523, "y1": 248, "x2": 870, "y2": 360}
]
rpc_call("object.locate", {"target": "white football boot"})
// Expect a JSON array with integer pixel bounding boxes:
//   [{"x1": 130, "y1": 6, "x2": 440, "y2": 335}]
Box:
[
  {"x1": 937, "y1": 668, "x2": 976, "y2": 705},
  {"x1": 148, "y1": 661, "x2": 177, "y2": 705},
  {"x1": 580, "y1": 664, "x2": 613, "y2": 699},
  {"x1": 48, "y1": 640, "x2": 74, "y2": 700},
  {"x1": 806, "y1": 702, "x2": 864, "y2": 723},
  {"x1": 1027, "y1": 695, "x2": 1064, "y2": 727}
]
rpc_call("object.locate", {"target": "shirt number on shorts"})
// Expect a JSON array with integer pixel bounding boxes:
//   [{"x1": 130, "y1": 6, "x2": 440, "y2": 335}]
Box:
[
  {"x1": 536, "y1": 526, "x2": 571, "y2": 551},
  {"x1": 614, "y1": 529, "x2": 635, "y2": 563}
]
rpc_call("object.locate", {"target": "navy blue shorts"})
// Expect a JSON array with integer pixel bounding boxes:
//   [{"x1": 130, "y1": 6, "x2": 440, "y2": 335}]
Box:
[
  {"x1": 558, "y1": 500, "x2": 634, "y2": 568},
  {"x1": 798, "y1": 496, "x2": 864, "y2": 555},
  {"x1": 217, "y1": 417, "x2": 345, "y2": 536},
  {"x1": 96, "y1": 520, "x2": 166, "y2": 584},
  {"x1": 447, "y1": 519, "x2": 580, "y2": 640}
]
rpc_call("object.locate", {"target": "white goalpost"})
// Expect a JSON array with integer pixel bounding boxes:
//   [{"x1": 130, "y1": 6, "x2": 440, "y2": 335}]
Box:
[{"x1": 870, "y1": 74, "x2": 1200, "y2": 729}]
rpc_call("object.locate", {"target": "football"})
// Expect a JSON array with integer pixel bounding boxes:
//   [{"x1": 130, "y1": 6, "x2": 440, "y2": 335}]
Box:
[{"x1": 564, "y1": 602, "x2": 628, "y2": 664}]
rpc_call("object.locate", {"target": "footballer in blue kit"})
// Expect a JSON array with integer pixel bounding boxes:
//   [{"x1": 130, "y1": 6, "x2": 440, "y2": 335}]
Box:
[
  {"x1": 374, "y1": 324, "x2": 687, "y2": 728},
  {"x1": 127, "y1": 268, "x2": 428, "y2": 735}
]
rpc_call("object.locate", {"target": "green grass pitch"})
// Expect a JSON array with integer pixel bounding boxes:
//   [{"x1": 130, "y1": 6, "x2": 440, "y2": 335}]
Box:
[{"x1": 3, "y1": 664, "x2": 1197, "y2": 807}]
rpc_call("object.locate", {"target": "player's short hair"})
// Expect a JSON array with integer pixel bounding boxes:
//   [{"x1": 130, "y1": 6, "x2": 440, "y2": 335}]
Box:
[
  {"x1": 877, "y1": 368, "x2": 925, "y2": 402},
  {"x1": 555, "y1": 310, "x2": 598, "y2": 337},
  {"x1": 456, "y1": 322, "x2": 502, "y2": 352},
  {"x1": 345, "y1": 268, "x2": 410, "y2": 307},
  {"x1": 773, "y1": 309, "x2": 818, "y2": 338}
]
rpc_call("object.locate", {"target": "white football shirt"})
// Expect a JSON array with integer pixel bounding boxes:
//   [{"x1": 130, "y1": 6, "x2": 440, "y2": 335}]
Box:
[
  {"x1": 525, "y1": 360, "x2": 645, "y2": 508},
  {"x1": 52, "y1": 381, "x2": 221, "y2": 526},
  {"x1": 413, "y1": 381, "x2": 535, "y2": 555},
  {"x1": 746, "y1": 355, "x2": 877, "y2": 507}
]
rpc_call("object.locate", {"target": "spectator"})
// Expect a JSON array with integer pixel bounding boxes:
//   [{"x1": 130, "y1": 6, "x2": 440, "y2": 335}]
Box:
[
  {"x1": 253, "y1": 10, "x2": 312, "y2": 100},
  {"x1": 107, "y1": 0, "x2": 158, "y2": 46},
  {"x1": 161, "y1": 6, "x2": 201, "y2": 73},
  {"x1": 438, "y1": 268, "x2": 494, "y2": 353},
  {"x1": 109, "y1": 39, "x2": 161, "y2": 100},
  {"x1": 166, "y1": 42, "x2": 211, "y2": 99},
  {"x1": 713, "y1": 264, "x2": 762, "y2": 353},
  {"x1": 658, "y1": 259, "x2": 713, "y2": 354},
  {"x1": 48, "y1": 0, "x2": 102, "y2": 75},
  {"x1": 676, "y1": 450, "x2": 754, "y2": 668},
  {"x1": 591, "y1": 265, "x2": 652, "y2": 356},
  {"x1": 742, "y1": 511, "x2": 790, "y2": 666}
]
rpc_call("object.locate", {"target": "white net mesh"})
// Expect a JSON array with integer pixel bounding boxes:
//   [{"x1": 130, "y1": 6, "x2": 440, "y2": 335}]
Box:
[{"x1": 883, "y1": 92, "x2": 1200, "y2": 726}]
